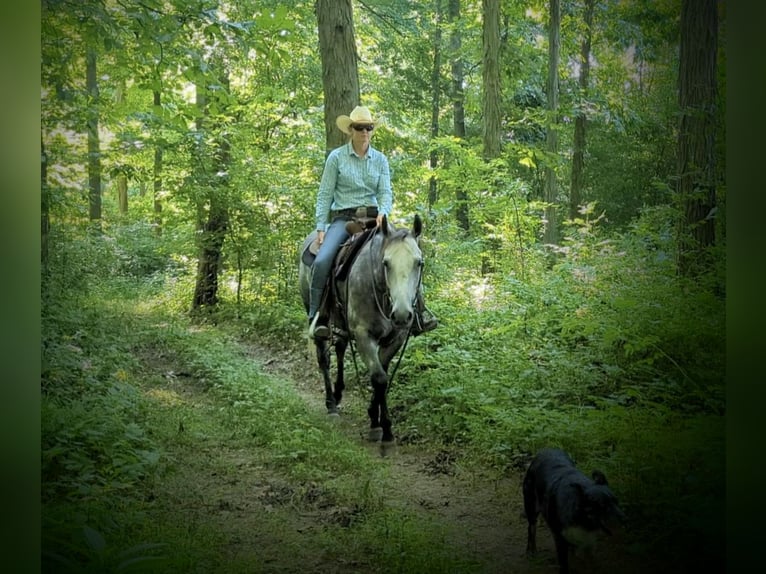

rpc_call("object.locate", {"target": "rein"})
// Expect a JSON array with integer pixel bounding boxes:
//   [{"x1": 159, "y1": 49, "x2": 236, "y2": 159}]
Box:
[
  {"x1": 366, "y1": 229, "x2": 422, "y2": 386},
  {"x1": 369, "y1": 231, "x2": 424, "y2": 321},
  {"x1": 342, "y1": 227, "x2": 422, "y2": 388}
]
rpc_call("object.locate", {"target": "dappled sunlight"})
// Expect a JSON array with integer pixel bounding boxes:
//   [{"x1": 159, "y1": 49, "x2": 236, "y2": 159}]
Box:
[
  {"x1": 443, "y1": 273, "x2": 498, "y2": 311},
  {"x1": 145, "y1": 387, "x2": 185, "y2": 407}
]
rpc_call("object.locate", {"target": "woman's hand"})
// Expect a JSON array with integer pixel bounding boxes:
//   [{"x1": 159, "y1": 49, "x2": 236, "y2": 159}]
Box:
[
  {"x1": 376, "y1": 214, "x2": 384, "y2": 228},
  {"x1": 317, "y1": 230, "x2": 325, "y2": 245}
]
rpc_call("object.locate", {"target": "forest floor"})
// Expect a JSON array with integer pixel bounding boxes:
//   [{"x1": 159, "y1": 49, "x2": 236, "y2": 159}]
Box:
[{"x1": 134, "y1": 328, "x2": 668, "y2": 574}]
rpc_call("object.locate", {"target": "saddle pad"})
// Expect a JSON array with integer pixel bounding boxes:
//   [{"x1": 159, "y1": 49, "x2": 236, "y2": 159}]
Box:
[
  {"x1": 335, "y1": 228, "x2": 375, "y2": 282},
  {"x1": 301, "y1": 236, "x2": 321, "y2": 266}
]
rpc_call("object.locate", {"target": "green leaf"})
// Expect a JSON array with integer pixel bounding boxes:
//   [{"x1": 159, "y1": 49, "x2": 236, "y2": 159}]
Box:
[{"x1": 83, "y1": 525, "x2": 106, "y2": 554}]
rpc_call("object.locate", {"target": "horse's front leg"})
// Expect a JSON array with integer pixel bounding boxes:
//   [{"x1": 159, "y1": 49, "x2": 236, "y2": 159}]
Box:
[
  {"x1": 371, "y1": 370, "x2": 394, "y2": 444},
  {"x1": 314, "y1": 338, "x2": 338, "y2": 415},
  {"x1": 354, "y1": 332, "x2": 392, "y2": 443},
  {"x1": 334, "y1": 337, "x2": 347, "y2": 406}
]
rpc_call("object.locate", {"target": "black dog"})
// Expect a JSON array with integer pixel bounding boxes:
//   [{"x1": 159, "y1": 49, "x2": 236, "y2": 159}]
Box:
[{"x1": 523, "y1": 448, "x2": 625, "y2": 574}]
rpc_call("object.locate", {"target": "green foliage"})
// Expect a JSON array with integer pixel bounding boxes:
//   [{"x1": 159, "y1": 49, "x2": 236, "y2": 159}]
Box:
[
  {"x1": 42, "y1": 385, "x2": 159, "y2": 501},
  {"x1": 43, "y1": 523, "x2": 168, "y2": 574},
  {"x1": 40, "y1": 0, "x2": 725, "y2": 569},
  {"x1": 339, "y1": 508, "x2": 481, "y2": 573}
]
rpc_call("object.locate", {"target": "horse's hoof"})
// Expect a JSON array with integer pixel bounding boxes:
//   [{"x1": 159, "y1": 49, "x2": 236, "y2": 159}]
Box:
[
  {"x1": 327, "y1": 412, "x2": 341, "y2": 420},
  {"x1": 379, "y1": 440, "x2": 396, "y2": 457},
  {"x1": 368, "y1": 427, "x2": 383, "y2": 442}
]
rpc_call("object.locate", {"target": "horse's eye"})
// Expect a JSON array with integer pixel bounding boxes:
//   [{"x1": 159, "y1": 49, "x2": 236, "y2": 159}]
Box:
[
  {"x1": 383, "y1": 260, "x2": 390, "y2": 269},
  {"x1": 418, "y1": 259, "x2": 424, "y2": 267}
]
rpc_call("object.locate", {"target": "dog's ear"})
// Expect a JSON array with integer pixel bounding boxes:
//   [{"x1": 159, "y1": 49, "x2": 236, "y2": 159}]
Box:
[{"x1": 592, "y1": 470, "x2": 608, "y2": 485}]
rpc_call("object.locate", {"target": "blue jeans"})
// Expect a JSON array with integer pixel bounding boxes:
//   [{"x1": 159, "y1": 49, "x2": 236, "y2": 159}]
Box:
[{"x1": 308, "y1": 218, "x2": 350, "y2": 318}]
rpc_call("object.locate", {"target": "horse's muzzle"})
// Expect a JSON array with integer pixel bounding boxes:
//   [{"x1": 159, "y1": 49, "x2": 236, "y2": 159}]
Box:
[{"x1": 390, "y1": 308, "x2": 414, "y2": 329}]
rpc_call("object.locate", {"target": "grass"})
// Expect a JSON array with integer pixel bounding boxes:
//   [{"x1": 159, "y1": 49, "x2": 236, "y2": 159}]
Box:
[
  {"x1": 41, "y1": 282, "x2": 489, "y2": 573},
  {"x1": 41, "y1": 210, "x2": 726, "y2": 572}
]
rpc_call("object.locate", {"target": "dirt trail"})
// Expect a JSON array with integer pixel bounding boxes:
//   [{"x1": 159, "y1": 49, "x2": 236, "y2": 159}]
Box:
[
  {"x1": 145, "y1": 336, "x2": 648, "y2": 573},
  {"x1": 241, "y1": 340, "x2": 630, "y2": 574}
]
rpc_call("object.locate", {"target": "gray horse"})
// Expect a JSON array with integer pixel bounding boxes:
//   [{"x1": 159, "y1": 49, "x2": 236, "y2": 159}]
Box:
[{"x1": 299, "y1": 214, "x2": 424, "y2": 445}]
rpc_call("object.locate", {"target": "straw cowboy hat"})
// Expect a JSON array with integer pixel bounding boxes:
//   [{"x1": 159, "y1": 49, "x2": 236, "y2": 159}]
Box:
[{"x1": 336, "y1": 106, "x2": 379, "y2": 135}]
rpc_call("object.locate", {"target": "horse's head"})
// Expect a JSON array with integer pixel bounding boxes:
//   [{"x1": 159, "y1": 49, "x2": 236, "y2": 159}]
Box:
[{"x1": 379, "y1": 214, "x2": 424, "y2": 330}]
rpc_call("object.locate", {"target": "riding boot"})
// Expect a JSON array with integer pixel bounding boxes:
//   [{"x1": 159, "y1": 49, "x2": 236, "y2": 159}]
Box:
[
  {"x1": 308, "y1": 286, "x2": 331, "y2": 340},
  {"x1": 411, "y1": 290, "x2": 438, "y2": 336},
  {"x1": 309, "y1": 314, "x2": 331, "y2": 340}
]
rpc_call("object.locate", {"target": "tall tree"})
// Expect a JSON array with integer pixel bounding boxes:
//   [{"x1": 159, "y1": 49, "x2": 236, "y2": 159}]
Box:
[
  {"x1": 192, "y1": 69, "x2": 231, "y2": 310},
  {"x1": 482, "y1": 0, "x2": 501, "y2": 160},
  {"x1": 316, "y1": 0, "x2": 360, "y2": 152},
  {"x1": 429, "y1": 0, "x2": 443, "y2": 211},
  {"x1": 152, "y1": 89, "x2": 163, "y2": 235},
  {"x1": 116, "y1": 172, "x2": 128, "y2": 214},
  {"x1": 481, "y1": 0, "x2": 502, "y2": 274},
  {"x1": 41, "y1": 135, "x2": 49, "y2": 272},
  {"x1": 448, "y1": 0, "x2": 469, "y2": 232},
  {"x1": 86, "y1": 47, "x2": 102, "y2": 227},
  {"x1": 676, "y1": 0, "x2": 718, "y2": 275},
  {"x1": 569, "y1": 0, "x2": 595, "y2": 220},
  {"x1": 543, "y1": 0, "x2": 561, "y2": 245}
]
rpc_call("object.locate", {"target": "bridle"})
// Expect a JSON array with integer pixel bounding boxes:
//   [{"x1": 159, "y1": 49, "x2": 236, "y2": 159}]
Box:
[
  {"x1": 338, "y1": 226, "x2": 423, "y2": 386},
  {"x1": 369, "y1": 231, "x2": 423, "y2": 323}
]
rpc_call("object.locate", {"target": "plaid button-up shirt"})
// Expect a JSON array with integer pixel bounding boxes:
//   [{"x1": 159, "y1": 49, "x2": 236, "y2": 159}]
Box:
[{"x1": 315, "y1": 142, "x2": 393, "y2": 231}]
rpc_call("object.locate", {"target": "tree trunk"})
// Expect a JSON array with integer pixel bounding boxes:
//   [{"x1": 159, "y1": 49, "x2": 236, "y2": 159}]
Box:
[
  {"x1": 482, "y1": 0, "x2": 501, "y2": 160},
  {"x1": 543, "y1": 0, "x2": 560, "y2": 245},
  {"x1": 428, "y1": 0, "x2": 442, "y2": 212},
  {"x1": 481, "y1": 0, "x2": 502, "y2": 274},
  {"x1": 153, "y1": 89, "x2": 163, "y2": 235},
  {"x1": 676, "y1": 0, "x2": 717, "y2": 275},
  {"x1": 41, "y1": 134, "x2": 49, "y2": 272},
  {"x1": 192, "y1": 73, "x2": 230, "y2": 310},
  {"x1": 448, "y1": 0, "x2": 466, "y2": 140},
  {"x1": 86, "y1": 48, "x2": 102, "y2": 227},
  {"x1": 117, "y1": 174, "x2": 128, "y2": 214},
  {"x1": 569, "y1": 0, "x2": 594, "y2": 221},
  {"x1": 448, "y1": 0, "x2": 469, "y2": 233},
  {"x1": 316, "y1": 0, "x2": 360, "y2": 153}
]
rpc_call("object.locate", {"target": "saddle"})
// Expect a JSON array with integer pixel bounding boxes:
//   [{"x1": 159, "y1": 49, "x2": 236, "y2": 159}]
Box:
[
  {"x1": 334, "y1": 218, "x2": 377, "y2": 281},
  {"x1": 301, "y1": 216, "x2": 378, "y2": 335},
  {"x1": 300, "y1": 216, "x2": 378, "y2": 270}
]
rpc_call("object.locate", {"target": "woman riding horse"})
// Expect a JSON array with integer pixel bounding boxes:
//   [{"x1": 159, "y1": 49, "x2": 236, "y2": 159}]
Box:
[
  {"x1": 307, "y1": 104, "x2": 437, "y2": 340},
  {"x1": 299, "y1": 213, "x2": 427, "y2": 445}
]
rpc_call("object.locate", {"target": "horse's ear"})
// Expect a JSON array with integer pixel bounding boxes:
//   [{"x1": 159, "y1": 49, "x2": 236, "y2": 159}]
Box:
[{"x1": 413, "y1": 214, "x2": 423, "y2": 238}]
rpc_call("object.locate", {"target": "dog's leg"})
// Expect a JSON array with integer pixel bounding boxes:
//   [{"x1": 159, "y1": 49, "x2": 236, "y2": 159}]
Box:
[
  {"x1": 553, "y1": 531, "x2": 570, "y2": 574},
  {"x1": 523, "y1": 472, "x2": 539, "y2": 554}
]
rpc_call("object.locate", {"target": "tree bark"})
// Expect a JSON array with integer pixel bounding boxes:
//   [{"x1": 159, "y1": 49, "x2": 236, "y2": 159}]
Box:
[
  {"x1": 428, "y1": 0, "x2": 442, "y2": 212},
  {"x1": 86, "y1": 48, "x2": 102, "y2": 227},
  {"x1": 153, "y1": 89, "x2": 163, "y2": 235},
  {"x1": 569, "y1": 0, "x2": 594, "y2": 221},
  {"x1": 117, "y1": 174, "x2": 128, "y2": 214},
  {"x1": 481, "y1": 0, "x2": 502, "y2": 274},
  {"x1": 192, "y1": 73, "x2": 230, "y2": 310},
  {"x1": 482, "y1": 0, "x2": 501, "y2": 160},
  {"x1": 41, "y1": 134, "x2": 49, "y2": 272},
  {"x1": 543, "y1": 0, "x2": 560, "y2": 245},
  {"x1": 676, "y1": 0, "x2": 717, "y2": 275},
  {"x1": 448, "y1": 0, "x2": 469, "y2": 233},
  {"x1": 316, "y1": 0, "x2": 360, "y2": 153}
]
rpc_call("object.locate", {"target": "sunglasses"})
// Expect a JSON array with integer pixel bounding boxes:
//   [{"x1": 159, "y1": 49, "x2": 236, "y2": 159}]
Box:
[{"x1": 352, "y1": 124, "x2": 374, "y2": 132}]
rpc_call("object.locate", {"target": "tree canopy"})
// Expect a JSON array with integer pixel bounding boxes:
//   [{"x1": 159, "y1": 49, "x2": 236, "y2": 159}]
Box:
[{"x1": 41, "y1": 1, "x2": 726, "y2": 571}]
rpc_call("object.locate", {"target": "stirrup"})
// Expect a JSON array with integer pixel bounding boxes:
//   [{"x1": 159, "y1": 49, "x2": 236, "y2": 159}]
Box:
[
  {"x1": 412, "y1": 311, "x2": 438, "y2": 335},
  {"x1": 308, "y1": 315, "x2": 331, "y2": 340}
]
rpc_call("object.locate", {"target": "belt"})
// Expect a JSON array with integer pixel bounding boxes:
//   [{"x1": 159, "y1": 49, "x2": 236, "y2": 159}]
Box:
[{"x1": 331, "y1": 206, "x2": 378, "y2": 220}]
